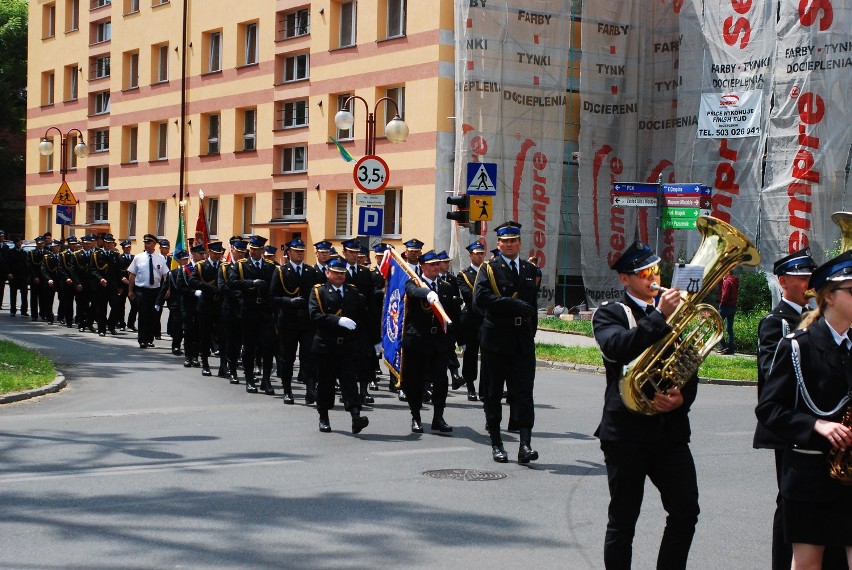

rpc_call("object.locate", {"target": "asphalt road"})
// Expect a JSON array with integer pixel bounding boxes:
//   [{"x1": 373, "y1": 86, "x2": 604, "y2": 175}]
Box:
[{"x1": 0, "y1": 315, "x2": 776, "y2": 569}]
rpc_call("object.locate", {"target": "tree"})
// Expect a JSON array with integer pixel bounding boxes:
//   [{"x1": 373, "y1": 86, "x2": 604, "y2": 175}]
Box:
[{"x1": 0, "y1": 0, "x2": 27, "y2": 235}]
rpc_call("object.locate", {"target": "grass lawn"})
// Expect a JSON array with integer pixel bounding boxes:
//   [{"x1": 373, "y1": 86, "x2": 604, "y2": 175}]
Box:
[
  {"x1": 534, "y1": 343, "x2": 757, "y2": 382},
  {"x1": 0, "y1": 340, "x2": 56, "y2": 395},
  {"x1": 538, "y1": 318, "x2": 594, "y2": 336}
]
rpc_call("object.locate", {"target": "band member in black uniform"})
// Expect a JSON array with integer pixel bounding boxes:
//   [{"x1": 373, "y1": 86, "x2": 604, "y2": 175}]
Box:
[
  {"x1": 178, "y1": 244, "x2": 205, "y2": 367},
  {"x1": 39, "y1": 239, "x2": 63, "y2": 324},
  {"x1": 473, "y1": 221, "x2": 541, "y2": 463},
  {"x1": 456, "y1": 241, "x2": 486, "y2": 401},
  {"x1": 127, "y1": 234, "x2": 170, "y2": 349},
  {"x1": 89, "y1": 234, "x2": 121, "y2": 336},
  {"x1": 115, "y1": 239, "x2": 134, "y2": 331},
  {"x1": 57, "y1": 236, "x2": 81, "y2": 327},
  {"x1": 592, "y1": 240, "x2": 699, "y2": 570},
  {"x1": 26, "y1": 236, "x2": 46, "y2": 322},
  {"x1": 230, "y1": 235, "x2": 277, "y2": 394},
  {"x1": 756, "y1": 252, "x2": 852, "y2": 570},
  {"x1": 270, "y1": 238, "x2": 320, "y2": 404},
  {"x1": 370, "y1": 243, "x2": 389, "y2": 384},
  {"x1": 402, "y1": 238, "x2": 424, "y2": 276},
  {"x1": 341, "y1": 238, "x2": 378, "y2": 405},
  {"x1": 190, "y1": 241, "x2": 225, "y2": 376},
  {"x1": 399, "y1": 250, "x2": 462, "y2": 434},
  {"x1": 218, "y1": 239, "x2": 245, "y2": 384},
  {"x1": 6, "y1": 236, "x2": 29, "y2": 317},
  {"x1": 313, "y1": 240, "x2": 333, "y2": 283},
  {"x1": 73, "y1": 234, "x2": 97, "y2": 332},
  {"x1": 157, "y1": 249, "x2": 189, "y2": 358},
  {"x1": 0, "y1": 230, "x2": 7, "y2": 311},
  {"x1": 437, "y1": 250, "x2": 465, "y2": 391},
  {"x1": 754, "y1": 248, "x2": 818, "y2": 570},
  {"x1": 308, "y1": 258, "x2": 370, "y2": 434}
]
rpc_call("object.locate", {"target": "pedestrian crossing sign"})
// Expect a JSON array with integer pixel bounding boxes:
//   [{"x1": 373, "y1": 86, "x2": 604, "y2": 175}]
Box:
[
  {"x1": 466, "y1": 162, "x2": 497, "y2": 195},
  {"x1": 52, "y1": 180, "x2": 78, "y2": 206}
]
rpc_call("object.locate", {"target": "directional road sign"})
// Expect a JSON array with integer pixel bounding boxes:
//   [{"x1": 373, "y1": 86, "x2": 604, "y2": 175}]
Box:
[
  {"x1": 662, "y1": 183, "x2": 711, "y2": 196},
  {"x1": 357, "y1": 207, "x2": 384, "y2": 237},
  {"x1": 613, "y1": 195, "x2": 659, "y2": 207},
  {"x1": 52, "y1": 180, "x2": 77, "y2": 206},
  {"x1": 466, "y1": 162, "x2": 497, "y2": 195},
  {"x1": 612, "y1": 182, "x2": 658, "y2": 196},
  {"x1": 56, "y1": 205, "x2": 74, "y2": 226},
  {"x1": 353, "y1": 155, "x2": 390, "y2": 194},
  {"x1": 469, "y1": 195, "x2": 493, "y2": 222}
]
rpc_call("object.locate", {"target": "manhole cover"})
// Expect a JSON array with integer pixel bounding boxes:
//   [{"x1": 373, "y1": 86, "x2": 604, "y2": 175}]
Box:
[{"x1": 423, "y1": 469, "x2": 507, "y2": 481}]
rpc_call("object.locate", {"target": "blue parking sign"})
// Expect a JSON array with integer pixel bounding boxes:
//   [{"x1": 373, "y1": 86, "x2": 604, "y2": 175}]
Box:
[{"x1": 358, "y1": 207, "x2": 384, "y2": 237}]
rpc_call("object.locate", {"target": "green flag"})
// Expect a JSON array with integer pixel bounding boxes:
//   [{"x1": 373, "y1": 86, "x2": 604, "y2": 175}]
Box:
[
  {"x1": 329, "y1": 136, "x2": 355, "y2": 163},
  {"x1": 172, "y1": 208, "x2": 186, "y2": 270}
]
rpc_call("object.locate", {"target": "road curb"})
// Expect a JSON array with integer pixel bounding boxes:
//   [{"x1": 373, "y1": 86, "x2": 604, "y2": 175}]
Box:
[{"x1": 0, "y1": 372, "x2": 67, "y2": 405}]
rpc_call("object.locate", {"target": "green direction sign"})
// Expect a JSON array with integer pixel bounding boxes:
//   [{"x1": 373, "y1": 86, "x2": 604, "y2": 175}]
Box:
[
  {"x1": 661, "y1": 218, "x2": 698, "y2": 230},
  {"x1": 662, "y1": 207, "x2": 700, "y2": 219}
]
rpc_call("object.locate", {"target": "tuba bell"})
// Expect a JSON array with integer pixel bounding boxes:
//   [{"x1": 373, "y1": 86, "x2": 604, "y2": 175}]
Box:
[{"x1": 619, "y1": 216, "x2": 761, "y2": 415}]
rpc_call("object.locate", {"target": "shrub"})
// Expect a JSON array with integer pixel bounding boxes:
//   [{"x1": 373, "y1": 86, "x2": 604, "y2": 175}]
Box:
[
  {"x1": 732, "y1": 309, "x2": 763, "y2": 355},
  {"x1": 737, "y1": 270, "x2": 771, "y2": 314}
]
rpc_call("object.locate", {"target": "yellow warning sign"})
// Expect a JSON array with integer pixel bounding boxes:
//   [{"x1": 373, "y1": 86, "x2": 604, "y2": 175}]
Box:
[
  {"x1": 470, "y1": 195, "x2": 493, "y2": 222},
  {"x1": 52, "y1": 180, "x2": 77, "y2": 206}
]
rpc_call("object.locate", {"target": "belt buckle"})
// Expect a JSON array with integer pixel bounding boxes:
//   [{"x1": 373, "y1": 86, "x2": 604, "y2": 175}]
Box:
[
  {"x1": 336, "y1": 337, "x2": 344, "y2": 345},
  {"x1": 430, "y1": 326, "x2": 438, "y2": 334},
  {"x1": 256, "y1": 298, "x2": 263, "y2": 305},
  {"x1": 514, "y1": 316, "x2": 523, "y2": 326}
]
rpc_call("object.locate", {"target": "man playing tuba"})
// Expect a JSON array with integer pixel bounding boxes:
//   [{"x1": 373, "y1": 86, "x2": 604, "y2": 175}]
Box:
[{"x1": 592, "y1": 240, "x2": 700, "y2": 570}]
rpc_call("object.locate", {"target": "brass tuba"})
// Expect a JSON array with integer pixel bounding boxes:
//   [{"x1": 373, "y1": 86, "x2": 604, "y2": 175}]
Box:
[
  {"x1": 831, "y1": 211, "x2": 852, "y2": 252},
  {"x1": 619, "y1": 216, "x2": 761, "y2": 415},
  {"x1": 829, "y1": 406, "x2": 852, "y2": 485}
]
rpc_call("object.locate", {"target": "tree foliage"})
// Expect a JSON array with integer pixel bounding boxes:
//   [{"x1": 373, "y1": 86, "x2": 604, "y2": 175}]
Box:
[{"x1": 0, "y1": 0, "x2": 28, "y2": 134}]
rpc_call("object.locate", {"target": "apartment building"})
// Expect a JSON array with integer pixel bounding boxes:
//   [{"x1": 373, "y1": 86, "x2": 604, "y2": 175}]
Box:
[{"x1": 26, "y1": 0, "x2": 455, "y2": 260}]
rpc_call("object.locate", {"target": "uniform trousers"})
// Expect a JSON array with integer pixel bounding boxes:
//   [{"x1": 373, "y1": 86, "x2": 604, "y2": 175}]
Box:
[
  {"x1": 59, "y1": 283, "x2": 75, "y2": 326},
  {"x1": 181, "y1": 308, "x2": 199, "y2": 361},
  {"x1": 315, "y1": 342, "x2": 360, "y2": 414},
  {"x1": 600, "y1": 440, "x2": 699, "y2": 570},
  {"x1": 8, "y1": 279, "x2": 27, "y2": 315},
  {"x1": 29, "y1": 280, "x2": 43, "y2": 320},
  {"x1": 480, "y1": 346, "x2": 535, "y2": 430},
  {"x1": 75, "y1": 287, "x2": 92, "y2": 327},
  {"x1": 462, "y1": 336, "x2": 480, "y2": 392},
  {"x1": 165, "y1": 305, "x2": 183, "y2": 350},
  {"x1": 127, "y1": 296, "x2": 138, "y2": 328},
  {"x1": 240, "y1": 311, "x2": 275, "y2": 380},
  {"x1": 197, "y1": 308, "x2": 221, "y2": 361},
  {"x1": 91, "y1": 286, "x2": 112, "y2": 333},
  {"x1": 41, "y1": 284, "x2": 56, "y2": 323},
  {"x1": 221, "y1": 308, "x2": 241, "y2": 375},
  {"x1": 402, "y1": 343, "x2": 450, "y2": 420},
  {"x1": 277, "y1": 327, "x2": 314, "y2": 387},
  {"x1": 135, "y1": 287, "x2": 160, "y2": 344}
]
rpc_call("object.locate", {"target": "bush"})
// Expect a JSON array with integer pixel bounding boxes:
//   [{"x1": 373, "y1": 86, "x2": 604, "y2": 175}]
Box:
[
  {"x1": 737, "y1": 270, "x2": 771, "y2": 314},
  {"x1": 732, "y1": 309, "x2": 763, "y2": 355}
]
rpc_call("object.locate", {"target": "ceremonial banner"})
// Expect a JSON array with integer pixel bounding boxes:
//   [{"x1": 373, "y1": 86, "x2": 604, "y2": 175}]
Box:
[
  {"x1": 195, "y1": 190, "x2": 210, "y2": 250},
  {"x1": 759, "y1": 0, "x2": 852, "y2": 265},
  {"x1": 171, "y1": 206, "x2": 187, "y2": 270},
  {"x1": 380, "y1": 251, "x2": 408, "y2": 385},
  {"x1": 453, "y1": 0, "x2": 571, "y2": 307}
]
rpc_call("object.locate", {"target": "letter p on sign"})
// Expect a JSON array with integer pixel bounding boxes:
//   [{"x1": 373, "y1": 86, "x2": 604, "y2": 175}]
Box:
[{"x1": 358, "y1": 207, "x2": 384, "y2": 237}]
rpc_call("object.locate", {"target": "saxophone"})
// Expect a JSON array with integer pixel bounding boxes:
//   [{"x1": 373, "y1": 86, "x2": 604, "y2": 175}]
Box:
[
  {"x1": 828, "y1": 407, "x2": 852, "y2": 485},
  {"x1": 619, "y1": 216, "x2": 761, "y2": 415}
]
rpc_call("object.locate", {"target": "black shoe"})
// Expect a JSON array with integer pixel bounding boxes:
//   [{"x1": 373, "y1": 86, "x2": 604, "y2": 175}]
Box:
[
  {"x1": 191, "y1": 359, "x2": 201, "y2": 368},
  {"x1": 87, "y1": 326, "x2": 96, "y2": 333},
  {"x1": 369, "y1": 381, "x2": 379, "y2": 390},
  {"x1": 78, "y1": 327, "x2": 85, "y2": 332},
  {"x1": 398, "y1": 392, "x2": 408, "y2": 402},
  {"x1": 518, "y1": 444, "x2": 539, "y2": 464},
  {"x1": 361, "y1": 394, "x2": 375, "y2": 405},
  {"x1": 201, "y1": 368, "x2": 212, "y2": 377},
  {"x1": 184, "y1": 359, "x2": 193, "y2": 368},
  {"x1": 21, "y1": 312, "x2": 29, "y2": 317},
  {"x1": 352, "y1": 416, "x2": 369, "y2": 434},
  {"x1": 119, "y1": 325, "x2": 126, "y2": 331},
  {"x1": 451, "y1": 373, "x2": 465, "y2": 390},
  {"x1": 229, "y1": 374, "x2": 240, "y2": 385},
  {"x1": 260, "y1": 379, "x2": 275, "y2": 395},
  {"x1": 98, "y1": 331, "x2": 106, "y2": 337},
  {"x1": 155, "y1": 335, "x2": 162, "y2": 340},
  {"x1": 431, "y1": 418, "x2": 453, "y2": 433},
  {"x1": 172, "y1": 348, "x2": 183, "y2": 356},
  {"x1": 146, "y1": 342, "x2": 155, "y2": 348},
  {"x1": 423, "y1": 390, "x2": 432, "y2": 404},
  {"x1": 282, "y1": 392, "x2": 295, "y2": 405},
  {"x1": 319, "y1": 418, "x2": 332, "y2": 433},
  {"x1": 128, "y1": 325, "x2": 137, "y2": 332},
  {"x1": 245, "y1": 382, "x2": 259, "y2": 394},
  {"x1": 467, "y1": 391, "x2": 478, "y2": 402},
  {"x1": 411, "y1": 419, "x2": 424, "y2": 433},
  {"x1": 139, "y1": 343, "x2": 147, "y2": 349},
  {"x1": 217, "y1": 369, "x2": 229, "y2": 378},
  {"x1": 108, "y1": 328, "x2": 117, "y2": 335},
  {"x1": 492, "y1": 445, "x2": 509, "y2": 463}
]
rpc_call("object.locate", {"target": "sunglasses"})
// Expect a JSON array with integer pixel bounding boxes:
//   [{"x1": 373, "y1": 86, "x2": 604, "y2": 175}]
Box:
[{"x1": 634, "y1": 265, "x2": 661, "y2": 279}]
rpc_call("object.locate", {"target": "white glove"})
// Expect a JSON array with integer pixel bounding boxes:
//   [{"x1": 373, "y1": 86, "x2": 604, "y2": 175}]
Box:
[
  {"x1": 374, "y1": 343, "x2": 382, "y2": 355},
  {"x1": 426, "y1": 291, "x2": 439, "y2": 305},
  {"x1": 459, "y1": 345, "x2": 466, "y2": 354},
  {"x1": 194, "y1": 290, "x2": 202, "y2": 297},
  {"x1": 338, "y1": 317, "x2": 357, "y2": 330},
  {"x1": 154, "y1": 305, "x2": 161, "y2": 311}
]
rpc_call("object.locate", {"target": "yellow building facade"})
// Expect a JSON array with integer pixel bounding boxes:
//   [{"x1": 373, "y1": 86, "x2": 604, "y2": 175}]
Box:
[{"x1": 26, "y1": 0, "x2": 457, "y2": 262}]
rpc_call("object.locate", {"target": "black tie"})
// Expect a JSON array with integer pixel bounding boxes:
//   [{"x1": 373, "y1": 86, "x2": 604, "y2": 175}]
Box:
[
  {"x1": 148, "y1": 254, "x2": 154, "y2": 285},
  {"x1": 429, "y1": 281, "x2": 437, "y2": 292},
  {"x1": 296, "y1": 265, "x2": 301, "y2": 276},
  {"x1": 645, "y1": 305, "x2": 656, "y2": 316},
  {"x1": 335, "y1": 287, "x2": 343, "y2": 299},
  {"x1": 839, "y1": 342, "x2": 850, "y2": 365},
  {"x1": 256, "y1": 261, "x2": 262, "y2": 271},
  {"x1": 510, "y1": 259, "x2": 517, "y2": 275}
]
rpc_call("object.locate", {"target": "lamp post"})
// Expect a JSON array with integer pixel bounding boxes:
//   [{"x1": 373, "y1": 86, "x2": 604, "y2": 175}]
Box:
[
  {"x1": 334, "y1": 96, "x2": 409, "y2": 156},
  {"x1": 38, "y1": 127, "x2": 89, "y2": 241}
]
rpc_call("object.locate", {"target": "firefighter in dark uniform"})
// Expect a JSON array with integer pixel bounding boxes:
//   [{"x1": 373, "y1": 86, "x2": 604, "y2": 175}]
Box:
[
  {"x1": 313, "y1": 240, "x2": 333, "y2": 283},
  {"x1": 218, "y1": 238, "x2": 245, "y2": 384},
  {"x1": 57, "y1": 236, "x2": 80, "y2": 327},
  {"x1": 229, "y1": 235, "x2": 277, "y2": 393},
  {"x1": 437, "y1": 250, "x2": 465, "y2": 392},
  {"x1": 340, "y1": 239, "x2": 378, "y2": 404},
  {"x1": 191, "y1": 241, "x2": 226, "y2": 377},
  {"x1": 157, "y1": 249, "x2": 189, "y2": 360},
  {"x1": 115, "y1": 239, "x2": 134, "y2": 331},
  {"x1": 308, "y1": 258, "x2": 370, "y2": 434},
  {"x1": 456, "y1": 241, "x2": 486, "y2": 401},
  {"x1": 402, "y1": 238, "x2": 424, "y2": 276},
  {"x1": 263, "y1": 245, "x2": 279, "y2": 266},
  {"x1": 26, "y1": 236, "x2": 46, "y2": 321},
  {"x1": 270, "y1": 238, "x2": 320, "y2": 405},
  {"x1": 472, "y1": 221, "x2": 541, "y2": 464},
  {"x1": 89, "y1": 234, "x2": 121, "y2": 336},
  {"x1": 73, "y1": 234, "x2": 97, "y2": 332},
  {"x1": 178, "y1": 244, "x2": 205, "y2": 366},
  {"x1": 39, "y1": 239, "x2": 63, "y2": 324},
  {"x1": 7, "y1": 236, "x2": 29, "y2": 317},
  {"x1": 0, "y1": 230, "x2": 7, "y2": 311},
  {"x1": 591, "y1": 239, "x2": 699, "y2": 570},
  {"x1": 370, "y1": 243, "x2": 389, "y2": 384},
  {"x1": 399, "y1": 250, "x2": 462, "y2": 433}
]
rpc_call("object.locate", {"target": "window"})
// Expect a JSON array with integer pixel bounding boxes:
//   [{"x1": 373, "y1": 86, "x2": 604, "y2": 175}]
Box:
[
  {"x1": 93, "y1": 129, "x2": 109, "y2": 152},
  {"x1": 384, "y1": 86, "x2": 405, "y2": 130},
  {"x1": 90, "y1": 201, "x2": 109, "y2": 224},
  {"x1": 339, "y1": 1, "x2": 356, "y2": 47},
  {"x1": 152, "y1": 0, "x2": 169, "y2": 6},
  {"x1": 335, "y1": 192, "x2": 352, "y2": 237},
  {"x1": 153, "y1": 43, "x2": 169, "y2": 82},
  {"x1": 64, "y1": 65, "x2": 79, "y2": 101},
  {"x1": 67, "y1": 135, "x2": 79, "y2": 169},
  {"x1": 93, "y1": 166, "x2": 109, "y2": 190},
  {"x1": 207, "y1": 31, "x2": 222, "y2": 73},
  {"x1": 242, "y1": 22, "x2": 258, "y2": 66},
  {"x1": 242, "y1": 196, "x2": 254, "y2": 235},
  {"x1": 95, "y1": 21, "x2": 111, "y2": 43},
  {"x1": 94, "y1": 91, "x2": 110, "y2": 114},
  {"x1": 278, "y1": 190, "x2": 306, "y2": 220},
  {"x1": 206, "y1": 198, "x2": 219, "y2": 237},
  {"x1": 383, "y1": 189, "x2": 403, "y2": 236},
  {"x1": 43, "y1": 207, "x2": 54, "y2": 235},
  {"x1": 124, "y1": 0, "x2": 140, "y2": 14},
  {"x1": 206, "y1": 114, "x2": 220, "y2": 154},
  {"x1": 40, "y1": 137, "x2": 55, "y2": 172},
  {"x1": 93, "y1": 0, "x2": 111, "y2": 7},
  {"x1": 42, "y1": 71, "x2": 55, "y2": 106},
  {"x1": 154, "y1": 201, "x2": 166, "y2": 237},
  {"x1": 281, "y1": 99, "x2": 308, "y2": 129},
  {"x1": 387, "y1": 0, "x2": 406, "y2": 38},
  {"x1": 284, "y1": 8, "x2": 309, "y2": 39},
  {"x1": 124, "y1": 51, "x2": 139, "y2": 89},
  {"x1": 93, "y1": 56, "x2": 110, "y2": 79},
  {"x1": 281, "y1": 146, "x2": 307, "y2": 173},
  {"x1": 284, "y1": 53, "x2": 309, "y2": 82},
  {"x1": 336, "y1": 93, "x2": 353, "y2": 140},
  {"x1": 155, "y1": 121, "x2": 168, "y2": 159},
  {"x1": 240, "y1": 108, "x2": 256, "y2": 151},
  {"x1": 66, "y1": 0, "x2": 80, "y2": 32},
  {"x1": 127, "y1": 202, "x2": 137, "y2": 238},
  {"x1": 124, "y1": 125, "x2": 138, "y2": 163},
  {"x1": 43, "y1": 4, "x2": 56, "y2": 38}
]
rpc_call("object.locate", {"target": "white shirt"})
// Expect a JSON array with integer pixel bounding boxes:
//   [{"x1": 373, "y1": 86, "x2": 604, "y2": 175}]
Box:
[
  {"x1": 129, "y1": 251, "x2": 170, "y2": 288},
  {"x1": 626, "y1": 291, "x2": 660, "y2": 315},
  {"x1": 781, "y1": 297, "x2": 806, "y2": 315},
  {"x1": 826, "y1": 321, "x2": 852, "y2": 349}
]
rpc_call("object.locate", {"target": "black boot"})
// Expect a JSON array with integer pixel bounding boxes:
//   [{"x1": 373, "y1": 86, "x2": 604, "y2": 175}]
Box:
[
  {"x1": 489, "y1": 429, "x2": 508, "y2": 463},
  {"x1": 201, "y1": 357, "x2": 212, "y2": 376},
  {"x1": 431, "y1": 407, "x2": 453, "y2": 433},
  {"x1": 351, "y1": 409, "x2": 369, "y2": 434},
  {"x1": 518, "y1": 428, "x2": 539, "y2": 464},
  {"x1": 245, "y1": 374, "x2": 258, "y2": 393},
  {"x1": 260, "y1": 376, "x2": 275, "y2": 395},
  {"x1": 282, "y1": 378, "x2": 294, "y2": 404},
  {"x1": 228, "y1": 367, "x2": 240, "y2": 385}
]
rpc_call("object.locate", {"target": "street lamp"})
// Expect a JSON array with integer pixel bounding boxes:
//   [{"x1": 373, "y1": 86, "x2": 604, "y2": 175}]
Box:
[
  {"x1": 38, "y1": 127, "x2": 89, "y2": 240},
  {"x1": 334, "y1": 96, "x2": 409, "y2": 157}
]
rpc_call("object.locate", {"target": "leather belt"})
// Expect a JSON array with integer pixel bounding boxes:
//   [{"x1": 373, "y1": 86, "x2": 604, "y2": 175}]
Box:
[
  {"x1": 792, "y1": 447, "x2": 823, "y2": 455},
  {"x1": 490, "y1": 316, "x2": 530, "y2": 327}
]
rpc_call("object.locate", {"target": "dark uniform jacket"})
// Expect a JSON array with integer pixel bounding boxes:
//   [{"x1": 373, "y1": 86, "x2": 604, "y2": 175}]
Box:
[
  {"x1": 89, "y1": 248, "x2": 120, "y2": 290},
  {"x1": 6, "y1": 246, "x2": 27, "y2": 285},
  {"x1": 40, "y1": 252, "x2": 62, "y2": 284},
  {"x1": 26, "y1": 248, "x2": 45, "y2": 285},
  {"x1": 402, "y1": 278, "x2": 461, "y2": 354},
  {"x1": 345, "y1": 263, "x2": 378, "y2": 342},
  {"x1": 756, "y1": 318, "x2": 852, "y2": 502},
  {"x1": 73, "y1": 249, "x2": 95, "y2": 289},
  {"x1": 157, "y1": 267, "x2": 184, "y2": 310},
  {"x1": 270, "y1": 262, "x2": 319, "y2": 330},
  {"x1": 217, "y1": 261, "x2": 236, "y2": 315},
  {"x1": 309, "y1": 282, "x2": 365, "y2": 354},
  {"x1": 190, "y1": 259, "x2": 224, "y2": 313},
  {"x1": 228, "y1": 258, "x2": 276, "y2": 318},
  {"x1": 472, "y1": 256, "x2": 539, "y2": 353},
  {"x1": 456, "y1": 265, "x2": 483, "y2": 345},
  {"x1": 173, "y1": 263, "x2": 200, "y2": 315},
  {"x1": 58, "y1": 250, "x2": 79, "y2": 287},
  {"x1": 592, "y1": 294, "x2": 698, "y2": 443},
  {"x1": 754, "y1": 300, "x2": 805, "y2": 449}
]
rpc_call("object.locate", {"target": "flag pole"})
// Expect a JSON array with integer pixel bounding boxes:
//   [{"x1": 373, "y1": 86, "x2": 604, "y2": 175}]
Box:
[{"x1": 386, "y1": 247, "x2": 452, "y2": 328}]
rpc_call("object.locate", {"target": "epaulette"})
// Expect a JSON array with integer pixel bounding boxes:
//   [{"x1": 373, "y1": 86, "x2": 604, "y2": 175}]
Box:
[
  {"x1": 787, "y1": 328, "x2": 807, "y2": 339},
  {"x1": 601, "y1": 301, "x2": 610, "y2": 306}
]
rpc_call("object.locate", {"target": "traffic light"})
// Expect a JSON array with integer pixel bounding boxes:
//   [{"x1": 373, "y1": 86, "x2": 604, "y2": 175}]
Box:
[{"x1": 446, "y1": 194, "x2": 470, "y2": 225}]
